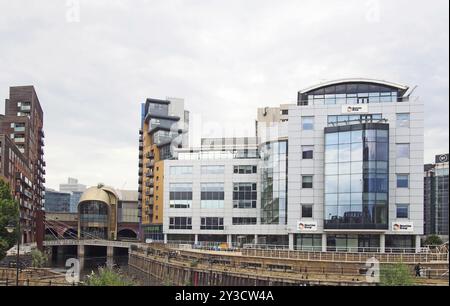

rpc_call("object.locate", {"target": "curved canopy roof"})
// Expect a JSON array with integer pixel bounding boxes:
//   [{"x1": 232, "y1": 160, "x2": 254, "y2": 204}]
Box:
[
  {"x1": 78, "y1": 185, "x2": 118, "y2": 207},
  {"x1": 299, "y1": 78, "x2": 409, "y2": 95}
]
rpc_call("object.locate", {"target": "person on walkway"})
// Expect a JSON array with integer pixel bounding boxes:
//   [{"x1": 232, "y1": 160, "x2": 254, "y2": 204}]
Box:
[{"x1": 415, "y1": 263, "x2": 422, "y2": 277}]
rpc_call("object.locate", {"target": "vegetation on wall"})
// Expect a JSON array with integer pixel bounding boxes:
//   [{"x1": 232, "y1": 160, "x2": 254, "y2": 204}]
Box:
[
  {"x1": 380, "y1": 262, "x2": 414, "y2": 286},
  {"x1": 85, "y1": 267, "x2": 136, "y2": 286},
  {"x1": 0, "y1": 181, "x2": 19, "y2": 260}
]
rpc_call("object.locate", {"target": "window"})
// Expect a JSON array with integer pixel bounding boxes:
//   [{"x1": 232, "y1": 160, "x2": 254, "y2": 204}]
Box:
[
  {"x1": 302, "y1": 116, "x2": 314, "y2": 130},
  {"x1": 201, "y1": 165, "x2": 225, "y2": 175},
  {"x1": 169, "y1": 217, "x2": 192, "y2": 229},
  {"x1": 200, "y1": 217, "x2": 224, "y2": 230},
  {"x1": 302, "y1": 146, "x2": 314, "y2": 159},
  {"x1": 396, "y1": 113, "x2": 410, "y2": 128},
  {"x1": 233, "y1": 165, "x2": 257, "y2": 174},
  {"x1": 397, "y1": 174, "x2": 409, "y2": 188},
  {"x1": 396, "y1": 204, "x2": 409, "y2": 219},
  {"x1": 201, "y1": 183, "x2": 224, "y2": 209},
  {"x1": 232, "y1": 217, "x2": 257, "y2": 225},
  {"x1": 169, "y1": 183, "x2": 192, "y2": 208},
  {"x1": 281, "y1": 109, "x2": 289, "y2": 115},
  {"x1": 396, "y1": 144, "x2": 410, "y2": 158},
  {"x1": 170, "y1": 166, "x2": 193, "y2": 175},
  {"x1": 302, "y1": 176, "x2": 313, "y2": 188},
  {"x1": 233, "y1": 183, "x2": 257, "y2": 208},
  {"x1": 302, "y1": 205, "x2": 313, "y2": 218}
]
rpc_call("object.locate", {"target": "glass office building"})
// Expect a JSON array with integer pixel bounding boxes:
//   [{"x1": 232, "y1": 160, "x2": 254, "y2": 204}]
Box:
[
  {"x1": 324, "y1": 124, "x2": 389, "y2": 230},
  {"x1": 260, "y1": 141, "x2": 288, "y2": 225}
]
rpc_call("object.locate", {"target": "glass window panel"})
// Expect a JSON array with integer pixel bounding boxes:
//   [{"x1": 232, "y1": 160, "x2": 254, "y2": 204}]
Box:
[
  {"x1": 339, "y1": 163, "x2": 351, "y2": 175},
  {"x1": 351, "y1": 174, "x2": 363, "y2": 193},
  {"x1": 325, "y1": 175, "x2": 338, "y2": 193},
  {"x1": 325, "y1": 145, "x2": 339, "y2": 163},
  {"x1": 351, "y1": 143, "x2": 363, "y2": 161},
  {"x1": 339, "y1": 144, "x2": 351, "y2": 162},
  {"x1": 326, "y1": 133, "x2": 339, "y2": 145},
  {"x1": 302, "y1": 116, "x2": 314, "y2": 130},
  {"x1": 339, "y1": 132, "x2": 351, "y2": 144},
  {"x1": 397, "y1": 174, "x2": 409, "y2": 188},
  {"x1": 396, "y1": 144, "x2": 410, "y2": 158},
  {"x1": 351, "y1": 130, "x2": 363, "y2": 143},
  {"x1": 325, "y1": 163, "x2": 338, "y2": 175}
]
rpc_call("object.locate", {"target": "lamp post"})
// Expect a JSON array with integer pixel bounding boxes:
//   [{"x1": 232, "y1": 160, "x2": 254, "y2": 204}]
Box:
[{"x1": 5, "y1": 220, "x2": 20, "y2": 286}]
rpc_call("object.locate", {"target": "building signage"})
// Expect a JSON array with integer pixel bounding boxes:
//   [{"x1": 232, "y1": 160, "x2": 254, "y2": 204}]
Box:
[
  {"x1": 297, "y1": 220, "x2": 318, "y2": 232},
  {"x1": 341, "y1": 105, "x2": 368, "y2": 114},
  {"x1": 435, "y1": 154, "x2": 449, "y2": 164},
  {"x1": 392, "y1": 222, "x2": 414, "y2": 232}
]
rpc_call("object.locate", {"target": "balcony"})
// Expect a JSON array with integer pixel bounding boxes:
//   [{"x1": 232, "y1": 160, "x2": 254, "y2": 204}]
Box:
[
  {"x1": 145, "y1": 161, "x2": 155, "y2": 168},
  {"x1": 145, "y1": 179, "x2": 154, "y2": 187},
  {"x1": 146, "y1": 152, "x2": 155, "y2": 159},
  {"x1": 145, "y1": 170, "x2": 154, "y2": 177},
  {"x1": 145, "y1": 188, "x2": 154, "y2": 196}
]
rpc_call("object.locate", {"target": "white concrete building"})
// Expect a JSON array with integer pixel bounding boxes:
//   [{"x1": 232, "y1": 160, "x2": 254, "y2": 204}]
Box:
[{"x1": 160, "y1": 79, "x2": 424, "y2": 253}]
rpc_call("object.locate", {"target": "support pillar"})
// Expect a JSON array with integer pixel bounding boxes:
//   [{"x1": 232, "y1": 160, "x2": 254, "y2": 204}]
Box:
[
  {"x1": 106, "y1": 246, "x2": 114, "y2": 268},
  {"x1": 254, "y1": 234, "x2": 258, "y2": 245},
  {"x1": 164, "y1": 234, "x2": 168, "y2": 244},
  {"x1": 227, "y1": 235, "x2": 232, "y2": 247},
  {"x1": 77, "y1": 245, "x2": 85, "y2": 272},
  {"x1": 380, "y1": 234, "x2": 386, "y2": 253},
  {"x1": 288, "y1": 233, "x2": 294, "y2": 250},
  {"x1": 321, "y1": 234, "x2": 327, "y2": 252},
  {"x1": 415, "y1": 235, "x2": 421, "y2": 253},
  {"x1": 194, "y1": 234, "x2": 199, "y2": 245},
  {"x1": 57, "y1": 245, "x2": 65, "y2": 261}
]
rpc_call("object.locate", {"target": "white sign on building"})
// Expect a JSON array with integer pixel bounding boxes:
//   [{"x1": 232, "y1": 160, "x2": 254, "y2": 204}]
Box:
[
  {"x1": 392, "y1": 222, "x2": 414, "y2": 232},
  {"x1": 297, "y1": 220, "x2": 318, "y2": 232},
  {"x1": 341, "y1": 105, "x2": 369, "y2": 114}
]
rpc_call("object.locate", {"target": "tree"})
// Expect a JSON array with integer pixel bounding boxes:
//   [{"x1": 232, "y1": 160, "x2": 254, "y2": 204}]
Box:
[
  {"x1": 0, "y1": 180, "x2": 19, "y2": 260},
  {"x1": 424, "y1": 235, "x2": 443, "y2": 246},
  {"x1": 380, "y1": 262, "x2": 414, "y2": 286},
  {"x1": 85, "y1": 267, "x2": 136, "y2": 286}
]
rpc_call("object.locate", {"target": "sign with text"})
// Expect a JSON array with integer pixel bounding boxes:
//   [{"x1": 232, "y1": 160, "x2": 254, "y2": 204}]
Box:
[
  {"x1": 392, "y1": 221, "x2": 414, "y2": 232},
  {"x1": 342, "y1": 105, "x2": 368, "y2": 114},
  {"x1": 297, "y1": 220, "x2": 318, "y2": 232}
]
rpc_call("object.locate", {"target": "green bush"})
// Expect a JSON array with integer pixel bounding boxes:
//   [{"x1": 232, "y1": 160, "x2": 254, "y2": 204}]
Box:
[
  {"x1": 380, "y1": 262, "x2": 414, "y2": 286},
  {"x1": 31, "y1": 249, "x2": 48, "y2": 268},
  {"x1": 85, "y1": 267, "x2": 136, "y2": 286},
  {"x1": 424, "y1": 235, "x2": 443, "y2": 246}
]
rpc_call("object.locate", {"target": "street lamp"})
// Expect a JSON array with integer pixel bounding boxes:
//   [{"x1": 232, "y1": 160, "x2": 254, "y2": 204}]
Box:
[{"x1": 5, "y1": 220, "x2": 20, "y2": 286}]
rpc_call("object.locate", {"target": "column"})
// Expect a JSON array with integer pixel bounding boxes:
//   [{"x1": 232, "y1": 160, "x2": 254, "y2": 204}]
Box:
[
  {"x1": 164, "y1": 234, "x2": 168, "y2": 244},
  {"x1": 321, "y1": 234, "x2": 327, "y2": 252},
  {"x1": 380, "y1": 234, "x2": 386, "y2": 253},
  {"x1": 415, "y1": 235, "x2": 421, "y2": 253},
  {"x1": 227, "y1": 235, "x2": 232, "y2": 247},
  {"x1": 106, "y1": 246, "x2": 114, "y2": 268},
  {"x1": 194, "y1": 234, "x2": 199, "y2": 245},
  {"x1": 288, "y1": 234, "x2": 294, "y2": 251},
  {"x1": 77, "y1": 245, "x2": 85, "y2": 272},
  {"x1": 254, "y1": 234, "x2": 258, "y2": 245}
]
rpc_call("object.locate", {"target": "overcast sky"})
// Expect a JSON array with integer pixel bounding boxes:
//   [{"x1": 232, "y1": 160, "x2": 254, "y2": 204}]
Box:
[{"x1": 0, "y1": 0, "x2": 448, "y2": 191}]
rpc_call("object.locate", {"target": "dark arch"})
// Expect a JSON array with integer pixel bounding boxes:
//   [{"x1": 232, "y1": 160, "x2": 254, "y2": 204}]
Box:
[{"x1": 117, "y1": 229, "x2": 138, "y2": 240}]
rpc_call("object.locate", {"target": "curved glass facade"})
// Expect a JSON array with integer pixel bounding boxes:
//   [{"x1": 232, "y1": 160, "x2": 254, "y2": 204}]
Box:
[
  {"x1": 324, "y1": 124, "x2": 389, "y2": 229},
  {"x1": 260, "y1": 141, "x2": 288, "y2": 225},
  {"x1": 79, "y1": 200, "x2": 109, "y2": 239}
]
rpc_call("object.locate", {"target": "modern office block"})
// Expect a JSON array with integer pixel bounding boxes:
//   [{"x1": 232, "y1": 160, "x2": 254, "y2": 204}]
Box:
[{"x1": 424, "y1": 154, "x2": 449, "y2": 239}]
